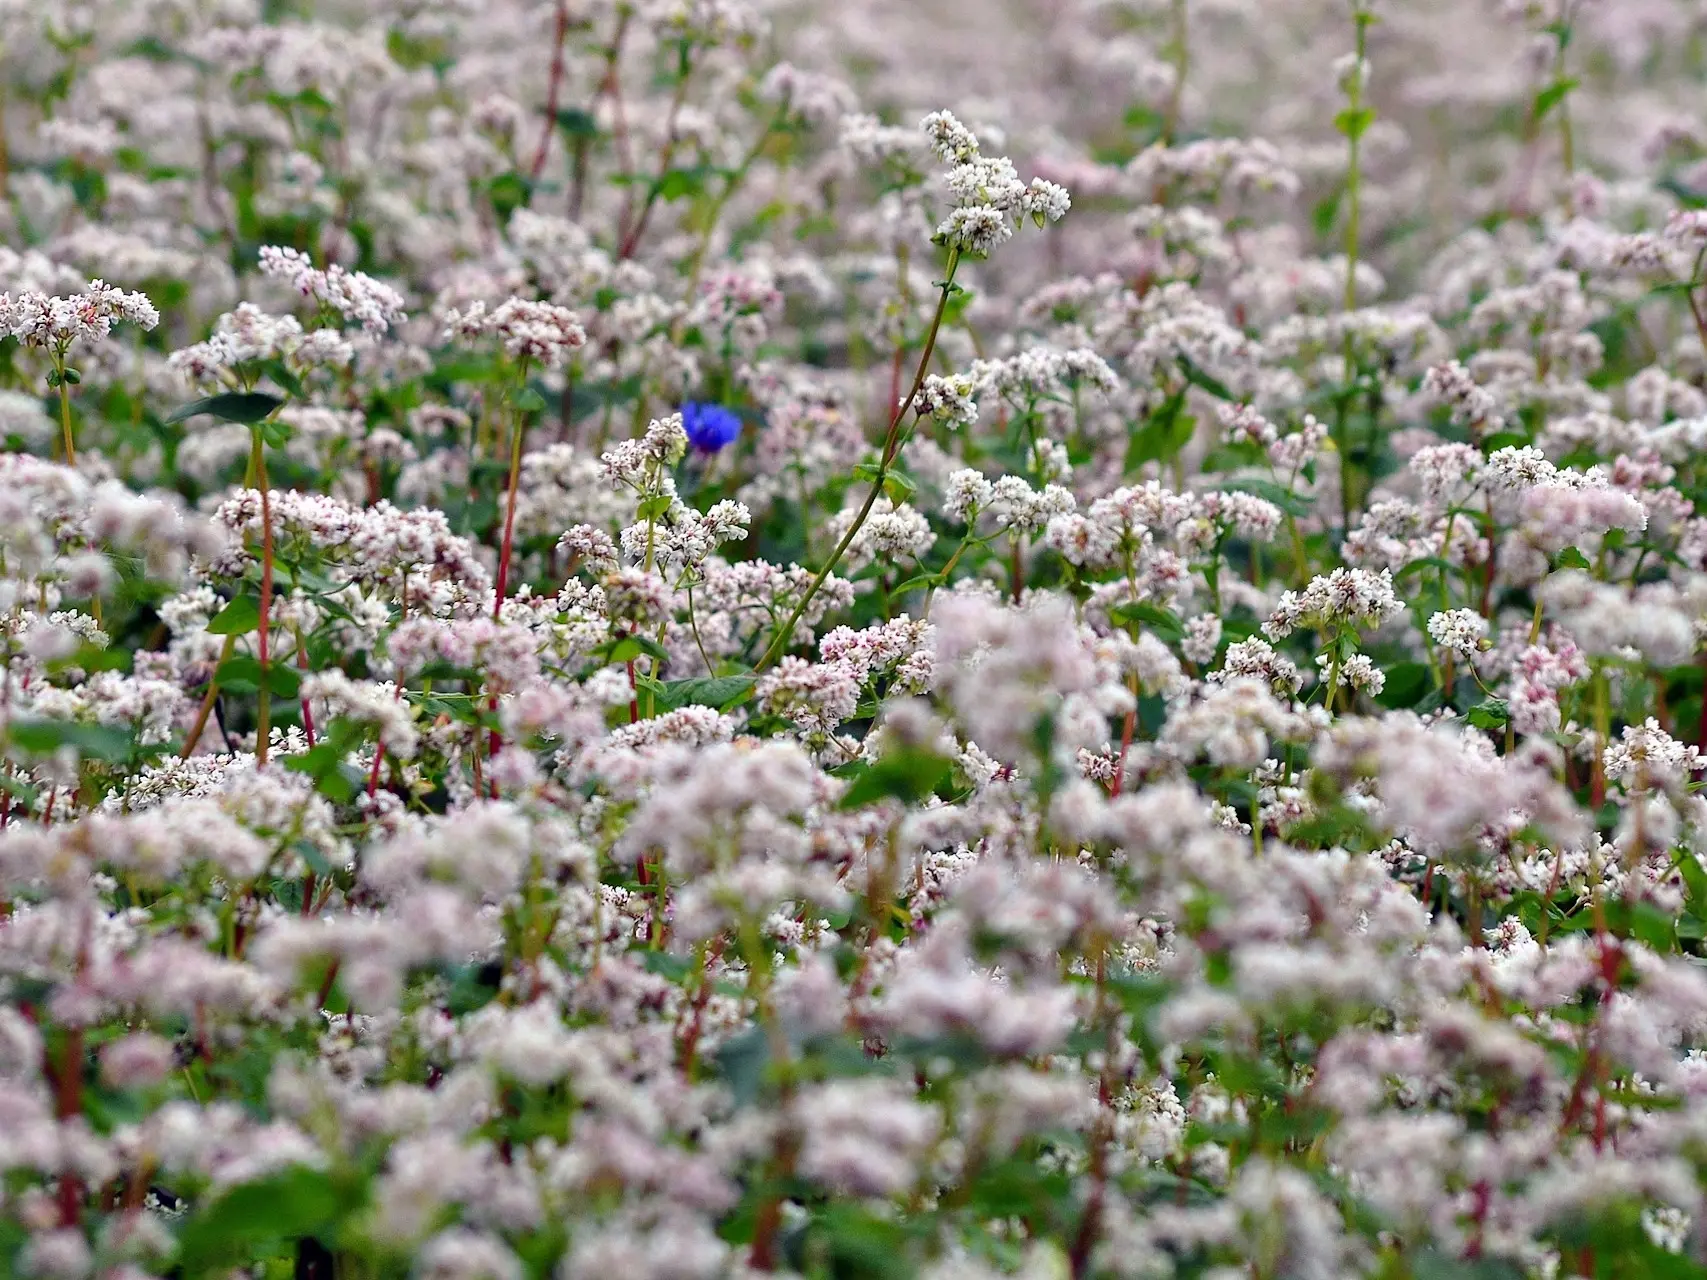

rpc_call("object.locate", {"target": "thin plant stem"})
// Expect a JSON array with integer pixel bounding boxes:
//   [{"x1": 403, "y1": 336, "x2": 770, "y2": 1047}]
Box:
[
  {"x1": 528, "y1": 0, "x2": 572, "y2": 180},
  {"x1": 55, "y1": 358, "x2": 74, "y2": 468},
  {"x1": 493, "y1": 385, "x2": 531, "y2": 616},
  {"x1": 676, "y1": 103, "x2": 789, "y2": 310},
  {"x1": 755, "y1": 248, "x2": 961, "y2": 673},
  {"x1": 250, "y1": 428, "x2": 275, "y2": 768},
  {"x1": 487, "y1": 367, "x2": 534, "y2": 786},
  {"x1": 1161, "y1": 0, "x2": 1189, "y2": 144},
  {"x1": 617, "y1": 41, "x2": 695, "y2": 259},
  {"x1": 183, "y1": 635, "x2": 237, "y2": 758}
]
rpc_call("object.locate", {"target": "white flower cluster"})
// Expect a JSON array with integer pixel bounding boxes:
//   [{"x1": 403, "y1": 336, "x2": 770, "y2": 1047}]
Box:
[
  {"x1": 258, "y1": 244, "x2": 408, "y2": 334},
  {"x1": 1264, "y1": 568, "x2": 1405, "y2": 639},
  {"x1": 921, "y1": 109, "x2": 1071, "y2": 257},
  {"x1": 442, "y1": 297, "x2": 588, "y2": 368},
  {"x1": 0, "y1": 279, "x2": 159, "y2": 350}
]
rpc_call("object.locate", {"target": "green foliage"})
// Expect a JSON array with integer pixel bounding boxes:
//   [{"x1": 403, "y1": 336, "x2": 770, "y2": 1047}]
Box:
[{"x1": 165, "y1": 391, "x2": 286, "y2": 425}]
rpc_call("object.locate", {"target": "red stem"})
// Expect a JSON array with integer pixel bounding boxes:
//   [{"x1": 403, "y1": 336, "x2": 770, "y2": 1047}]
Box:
[
  {"x1": 366, "y1": 740, "x2": 385, "y2": 800},
  {"x1": 297, "y1": 637, "x2": 315, "y2": 747},
  {"x1": 256, "y1": 469, "x2": 275, "y2": 767},
  {"x1": 1695, "y1": 653, "x2": 1707, "y2": 772},
  {"x1": 528, "y1": 1, "x2": 571, "y2": 180},
  {"x1": 886, "y1": 340, "x2": 905, "y2": 420},
  {"x1": 675, "y1": 939, "x2": 725, "y2": 1074},
  {"x1": 486, "y1": 388, "x2": 531, "y2": 780},
  {"x1": 316, "y1": 958, "x2": 341, "y2": 1012},
  {"x1": 617, "y1": 48, "x2": 694, "y2": 259}
]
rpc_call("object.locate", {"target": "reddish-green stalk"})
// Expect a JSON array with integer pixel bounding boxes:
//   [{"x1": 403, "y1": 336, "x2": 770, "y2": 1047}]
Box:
[
  {"x1": 528, "y1": 0, "x2": 572, "y2": 180},
  {"x1": 493, "y1": 372, "x2": 534, "y2": 614},
  {"x1": 617, "y1": 40, "x2": 696, "y2": 259},
  {"x1": 487, "y1": 367, "x2": 535, "y2": 789},
  {"x1": 52, "y1": 350, "x2": 75, "y2": 468},
  {"x1": 296, "y1": 633, "x2": 316, "y2": 748},
  {"x1": 185, "y1": 418, "x2": 274, "y2": 761},
  {"x1": 755, "y1": 248, "x2": 962, "y2": 672},
  {"x1": 571, "y1": 11, "x2": 633, "y2": 221},
  {"x1": 250, "y1": 428, "x2": 276, "y2": 768},
  {"x1": 676, "y1": 99, "x2": 791, "y2": 307}
]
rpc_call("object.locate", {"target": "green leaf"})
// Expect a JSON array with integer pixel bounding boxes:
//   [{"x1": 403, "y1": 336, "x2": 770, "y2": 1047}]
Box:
[
  {"x1": 1201, "y1": 441, "x2": 1267, "y2": 472},
  {"x1": 174, "y1": 1166, "x2": 343, "y2": 1272},
  {"x1": 1394, "y1": 555, "x2": 1457, "y2": 583},
  {"x1": 656, "y1": 673, "x2": 758, "y2": 712},
  {"x1": 601, "y1": 633, "x2": 670, "y2": 666},
  {"x1": 636, "y1": 494, "x2": 673, "y2": 521},
  {"x1": 1467, "y1": 697, "x2": 1509, "y2": 729},
  {"x1": 259, "y1": 359, "x2": 305, "y2": 399},
  {"x1": 1532, "y1": 75, "x2": 1579, "y2": 121},
  {"x1": 1177, "y1": 354, "x2": 1234, "y2": 400},
  {"x1": 793, "y1": 1204, "x2": 920, "y2": 1280},
  {"x1": 0, "y1": 773, "x2": 41, "y2": 808},
  {"x1": 881, "y1": 469, "x2": 917, "y2": 504},
  {"x1": 1123, "y1": 390, "x2": 1194, "y2": 472},
  {"x1": 1219, "y1": 476, "x2": 1314, "y2": 517},
  {"x1": 49, "y1": 643, "x2": 130, "y2": 674},
  {"x1": 512, "y1": 385, "x2": 548, "y2": 414},
  {"x1": 1679, "y1": 851, "x2": 1707, "y2": 920},
  {"x1": 216, "y1": 657, "x2": 302, "y2": 700},
  {"x1": 1480, "y1": 430, "x2": 1530, "y2": 453},
  {"x1": 942, "y1": 287, "x2": 976, "y2": 326},
  {"x1": 1333, "y1": 106, "x2": 1377, "y2": 142},
  {"x1": 6, "y1": 719, "x2": 134, "y2": 762},
  {"x1": 205, "y1": 594, "x2": 261, "y2": 636},
  {"x1": 888, "y1": 574, "x2": 937, "y2": 597},
  {"x1": 164, "y1": 391, "x2": 284, "y2": 425},
  {"x1": 1107, "y1": 600, "x2": 1185, "y2": 642},
  {"x1": 1376, "y1": 661, "x2": 1432, "y2": 709},
  {"x1": 838, "y1": 747, "x2": 954, "y2": 810},
  {"x1": 1284, "y1": 801, "x2": 1380, "y2": 850},
  {"x1": 1656, "y1": 176, "x2": 1707, "y2": 212},
  {"x1": 1311, "y1": 189, "x2": 1343, "y2": 240},
  {"x1": 282, "y1": 742, "x2": 360, "y2": 803},
  {"x1": 656, "y1": 167, "x2": 712, "y2": 201},
  {"x1": 292, "y1": 837, "x2": 334, "y2": 877},
  {"x1": 555, "y1": 107, "x2": 599, "y2": 138},
  {"x1": 486, "y1": 171, "x2": 533, "y2": 221},
  {"x1": 714, "y1": 1026, "x2": 770, "y2": 1107},
  {"x1": 441, "y1": 961, "x2": 504, "y2": 1016},
  {"x1": 1552, "y1": 545, "x2": 1591, "y2": 571},
  {"x1": 639, "y1": 950, "x2": 692, "y2": 982}
]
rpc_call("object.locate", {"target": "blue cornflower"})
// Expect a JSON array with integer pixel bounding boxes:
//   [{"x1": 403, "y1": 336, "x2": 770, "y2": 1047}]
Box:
[{"x1": 681, "y1": 401, "x2": 743, "y2": 453}]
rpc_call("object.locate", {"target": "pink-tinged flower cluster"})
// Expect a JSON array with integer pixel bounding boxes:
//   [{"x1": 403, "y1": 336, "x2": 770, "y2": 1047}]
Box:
[
  {"x1": 0, "y1": 280, "x2": 159, "y2": 349},
  {"x1": 258, "y1": 245, "x2": 408, "y2": 334},
  {"x1": 7, "y1": 0, "x2": 1707, "y2": 1275}
]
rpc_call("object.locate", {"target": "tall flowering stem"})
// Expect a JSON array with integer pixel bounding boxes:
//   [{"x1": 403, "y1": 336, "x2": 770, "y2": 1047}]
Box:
[
  {"x1": 756, "y1": 248, "x2": 961, "y2": 672},
  {"x1": 617, "y1": 40, "x2": 697, "y2": 260},
  {"x1": 492, "y1": 361, "x2": 536, "y2": 617},
  {"x1": 1333, "y1": 8, "x2": 1375, "y2": 537},
  {"x1": 678, "y1": 102, "x2": 791, "y2": 306},
  {"x1": 249, "y1": 427, "x2": 276, "y2": 768},
  {"x1": 50, "y1": 353, "x2": 76, "y2": 468},
  {"x1": 528, "y1": 0, "x2": 572, "y2": 180},
  {"x1": 1161, "y1": 0, "x2": 1189, "y2": 144},
  {"x1": 487, "y1": 364, "x2": 537, "y2": 784}
]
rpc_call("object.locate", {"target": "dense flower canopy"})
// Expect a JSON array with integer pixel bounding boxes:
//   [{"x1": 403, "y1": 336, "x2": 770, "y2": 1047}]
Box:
[{"x1": 5, "y1": 0, "x2": 1707, "y2": 1278}]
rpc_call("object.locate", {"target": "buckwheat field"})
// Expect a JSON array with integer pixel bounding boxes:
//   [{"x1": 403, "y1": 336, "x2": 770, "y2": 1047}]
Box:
[{"x1": 15, "y1": 0, "x2": 1707, "y2": 1276}]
